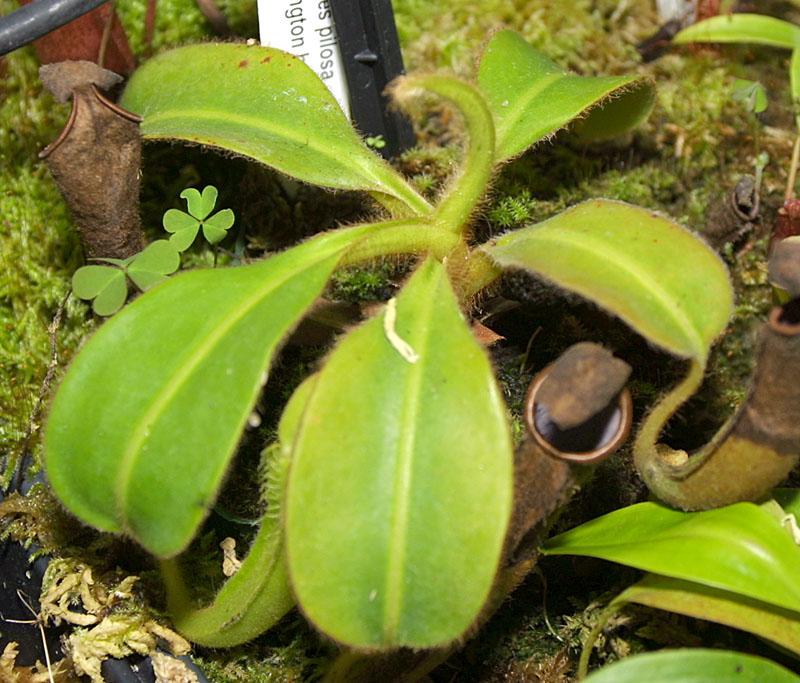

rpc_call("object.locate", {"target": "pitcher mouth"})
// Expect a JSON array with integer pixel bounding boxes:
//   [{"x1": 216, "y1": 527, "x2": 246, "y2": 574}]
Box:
[
  {"x1": 524, "y1": 365, "x2": 633, "y2": 465},
  {"x1": 770, "y1": 298, "x2": 800, "y2": 336}
]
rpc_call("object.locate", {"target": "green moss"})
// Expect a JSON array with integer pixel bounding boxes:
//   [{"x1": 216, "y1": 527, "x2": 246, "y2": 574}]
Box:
[
  {"x1": 328, "y1": 262, "x2": 398, "y2": 303},
  {"x1": 394, "y1": 0, "x2": 656, "y2": 77},
  {"x1": 116, "y1": 0, "x2": 211, "y2": 57},
  {"x1": 194, "y1": 616, "x2": 327, "y2": 682},
  {"x1": 217, "y1": 0, "x2": 260, "y2": 38}
]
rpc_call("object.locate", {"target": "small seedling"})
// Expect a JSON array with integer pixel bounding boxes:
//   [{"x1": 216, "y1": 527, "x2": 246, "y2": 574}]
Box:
[
  {"x1": 72, "y1": 186, "x2": 235, "y2": 315},
  {"x1": 72, "y1": 241, "x2": 180, "y2": 316},
  {"x1": 162, "y1": 185, "x2": 235, "y2": 252},
  {"x1": 732, "y1": 78, "x2": 767, "y2": 114},
  {"x1": 365, "y1": 134, "x2": 387, "y2": 150}
]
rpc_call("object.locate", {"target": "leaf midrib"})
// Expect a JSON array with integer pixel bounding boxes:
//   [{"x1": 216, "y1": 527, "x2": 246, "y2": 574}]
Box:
[
  {"x1": 381, "y1": 281, "x2": 438, "y2": 642},
  {"x1": 492, "y1": 228, "x2": 705, "y2": 358},
  {"x1": 114, "y1": 255, "x2": 334, "y2": 539},
  {"x1": 143, "y1": 108, "x2": 385, "y2": 193}
]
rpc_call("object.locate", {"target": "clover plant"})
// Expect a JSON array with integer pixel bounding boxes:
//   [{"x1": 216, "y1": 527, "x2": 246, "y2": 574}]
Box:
[
  {"x1": 162, "y1": 185, "x2": 235, "y2": 251},
  {"x1": 72, "y1": 185, "x2": 234, "y2": 315},
  {"x1": 44, "y1": 31, "x2": 734, "y2": 652}
]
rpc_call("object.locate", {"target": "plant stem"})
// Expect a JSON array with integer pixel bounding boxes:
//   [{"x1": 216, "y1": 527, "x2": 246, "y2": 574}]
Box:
[
  {"x1": 370, "y1": 185, "x2": 433, "y2": 219},
  {"x1": 392, "y1": 75, "x2": 495, "y2": 234},
  {"x1": 159, "y1": 556, "x2": 192, "y2": 619},
  {"x1": 454, "y1": 250, "x2": 503, "y2": 300},
  {"x1": 158, "y1": 513, "x2": 294, "y2": 647},
  {"x1": 787, "y1": 48, "x2": 800, "y2": 201},
  {"x1": 577, "y1": 601, "x2": 625, "y2": 679},
  {"x1": 786, "y1": 133, "x2": 800, "y2": 202},
  {"x1": 339, "y1": 219, "x2": 462, "y2": 266}
]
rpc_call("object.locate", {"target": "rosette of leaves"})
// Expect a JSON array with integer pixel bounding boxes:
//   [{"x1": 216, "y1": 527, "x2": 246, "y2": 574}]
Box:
[
  {"x1": 44, "y1": 32, "x2": 733, "y2": 655},
  {"x1": 163, "y1": 185, "x2": 235, "y2": 251},
  {"x1": 72, "y1": 240, "x2": 180, "y2": 316}
]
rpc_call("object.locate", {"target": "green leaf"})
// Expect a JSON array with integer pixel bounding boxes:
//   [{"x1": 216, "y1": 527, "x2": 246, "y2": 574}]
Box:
[
  {"x1": 542, "y1": 501, "x2": 800, "y2": 614},
  {"x1": 120, "y1": 43, "x2": 430, "y2": 217},
  {"x1": 674, "y1": 14, "x2": 800, "y2": 50},
  {"x1": 45, "y1": 229, "x2": 367, "y2": 557},
  {"x1": 72, "y1": 266, "x2": 129, "y2": 317},
  {"x1": 202, "y1": 209, "x2": 235, "y2": 245},
  {"x1": 72, "y1": 265, "x2": 122, "y2": 299},
  {"x1": 169, "y1": 227, "x2": 200, "y2": 253},
  {"x1": 477, "y1": 30, "x2": 654, "y2": 161},
  {"x1": 163, "y1": 208, "x2": 198, "y2": 234},
  {"x1": 91, "y1": 274, "x2": 129, "y2": 317},
  {"x1": 615, "y1": 574, "x2": 800, "y2": 656},
  {"x1": 199, "y1": 186, "x2": 218, "y2": 220},
  {"x1": 733, "y1": 79, "x2": 768, "y2": 114},
  {"x1": 481, "y1": 200, "x2": 733, "y2": 361},
  {"x1": 584, "y1": 649, "x2": 800, "y2": 683},
  {"x1": 127, "y1": 240, "x2": 181, "y2": 291},
  {"x1": 285, "y1": 258, "x2": 514, "y2": 648},
  {"x1": 179, "y1": 188, "x2": 204, "y2": 220}
]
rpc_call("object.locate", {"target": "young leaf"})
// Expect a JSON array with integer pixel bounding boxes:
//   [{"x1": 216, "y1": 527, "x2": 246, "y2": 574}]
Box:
[
  {"x1": 182, "y1": 186, "x2": 218, "y2": 220},
  {"x1": 73, "y1": 265, "x2": 128, "y2": 316},
  {"x1": 163, "y1": 208, "x2": 198, "y2": 235},
  {"x1": 477, "y1": 30, "x2": 654, "y2": 162},
  {"x1": 674, "y1": 14, "x2": 800, "y2": 50},
  {"x1": 542, "y1": 502, "x2": 800, "y2": 614},
  {"x1": 285, "y1": 258, "x2": 514, "y2": 649},
  {"x1": 126, "y1": 240, "x2": 181, "y2": 291},
  {"x1": 733, "y1": 79, "x2": 768, "y2": 114},
  {"x1": 120, "y1": 44, "x2": 431, "y2": 217},
  {"x1": 91, "y1": 273, "x2": 129, "y2": 316},
  {"x1": 179, "y1": 187, "x2": 207, "y2": 220},
  {"x1": 481, "y1": 200, "x2": 733, "y2": 361},
  {"x1": 584, "y1": 649, "x2": 800, "y2": 683},
  {"x1": 167, "y1": 224, "x2": 200, "y2": 253},
  {"x1": 202, "y1": 208, "x2": 235, "y2": 245},
  {"x1": 72, "y1": 264, "x2": 122, "y2": 299},
  {"x1": 614, "y1": 574, "x2": 800, "y2": 656},
  {"x1": 45, "y1": 227, "x2": 373, "y2": 558}
]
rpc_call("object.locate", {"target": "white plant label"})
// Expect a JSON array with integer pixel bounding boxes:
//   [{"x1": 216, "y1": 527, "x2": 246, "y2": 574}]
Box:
[{"x1": 258, "y1": 0, "x2": 351, "y2": 118}]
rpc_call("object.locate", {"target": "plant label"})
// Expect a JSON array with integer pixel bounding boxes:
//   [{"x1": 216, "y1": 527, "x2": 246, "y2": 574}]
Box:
[{"x1": 258, "y1": 0, "x2": 351, "y2": 117}]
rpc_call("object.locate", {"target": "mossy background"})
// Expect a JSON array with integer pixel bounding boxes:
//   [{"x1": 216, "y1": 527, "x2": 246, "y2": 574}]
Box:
[{"x1": 1, "y1": 0, "x2": 798, "y2": 680}]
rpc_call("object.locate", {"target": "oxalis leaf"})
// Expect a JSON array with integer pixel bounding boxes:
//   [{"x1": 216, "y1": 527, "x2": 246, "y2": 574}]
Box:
[
  {"x1": 45, "y1": 227, "x2": 375, "y2": 558},
  {"x1": 542, "y1": 501, "x2": 800, "y2": 614},
  {"x1": 477, "y1": 30, "x2": 654, "y2": 162},
  {"x1": 120, "y1": 43, "x2": 430, "y2": 217},
  {"x1": 481, "y1": 200, "x2": 733, "y2": 361},
  {"x1": 584, "y1": 649, "x2": 800, "y2": 683},
  {"x1": 613, "y1": 574, "x2": 800, "y2": 657},
  {"x1": 285, "y1": 258, "x2": 514, "y2": 648}
]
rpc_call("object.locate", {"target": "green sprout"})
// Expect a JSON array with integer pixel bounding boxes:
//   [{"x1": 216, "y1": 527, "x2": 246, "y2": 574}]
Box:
[
  {"x1": 732, "y1": 78, "x2": 768, "y2": 114},
  {"x1": 162, "y1": 185, "x2": 235, "y2": 252},
  {"x1": 72, "y1": 241, "x2": 180, "y2": 316},
  {"x1": 365, "y1": 134, "x2": 387, "y2": 150}
]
